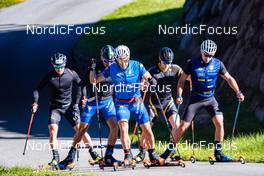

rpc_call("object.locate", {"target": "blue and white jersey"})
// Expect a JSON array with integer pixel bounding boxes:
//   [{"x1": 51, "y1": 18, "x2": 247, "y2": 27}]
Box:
[
  {"x1": 103, "y1": 60, "x2": 147, "y2": 99},
  {"x1": 183, "y1": 57, "x2": 227, "y2": 98}
]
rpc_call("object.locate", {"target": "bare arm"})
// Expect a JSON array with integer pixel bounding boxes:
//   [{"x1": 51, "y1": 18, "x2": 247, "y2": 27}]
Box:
[
  {"x1": 177, "y1": 72, "x2": 189, "y2": 98},
  {"x1": 220, "y1": 72, "x2": 240, "y2": 94},
  {"x1": 220, "y1": 72, "x2": 244, "y2": 101},
  {"x1": 89, "y1": 70, "x2": 105, "y2": 84}
]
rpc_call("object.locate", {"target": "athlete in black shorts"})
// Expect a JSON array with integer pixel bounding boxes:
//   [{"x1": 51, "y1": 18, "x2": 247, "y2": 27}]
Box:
[
  {"x1": 174, "y1": 40, "x2": 244, "y2": 161},
  {"x1": 134, "y1": 47, "x2": 183, "y2": 162},
  {"x1": 32, "y1": 53, "x2": 94, "y2": 166}
]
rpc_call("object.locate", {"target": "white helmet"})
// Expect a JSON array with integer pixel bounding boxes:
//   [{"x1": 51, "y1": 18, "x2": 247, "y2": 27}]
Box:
[
  {"x1": 115, "y1": 45, "x2": 130, "y2": 63},
  {"x1": 201, "y1": 39, "x2": 217, "y2": 55}
]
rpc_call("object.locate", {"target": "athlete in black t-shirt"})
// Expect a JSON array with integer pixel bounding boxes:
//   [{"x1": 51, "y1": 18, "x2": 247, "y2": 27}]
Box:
[{"x1": 32, "y1": 53, "x2": 93, "y2": 168}]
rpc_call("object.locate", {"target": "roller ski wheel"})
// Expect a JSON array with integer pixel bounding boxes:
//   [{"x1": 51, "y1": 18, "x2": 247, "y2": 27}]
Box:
[
  {"x1": 239, "y1": 156, "x2": 246, "y2": 164},
  {"x1": 190, "y1": 155, "x2": 196, "y2": 163},
  {"x1": 209, "y1": 156, "x2": 215, "y2": 165}
]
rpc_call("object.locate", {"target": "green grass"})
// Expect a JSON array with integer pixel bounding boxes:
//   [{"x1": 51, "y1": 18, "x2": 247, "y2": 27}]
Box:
[
  {"x1": 73, "y1": 0, "x2": 186, "y2": 73},
  {"x1": 130, "y1": 131, "x2": 264, "y2": 163},
  {"x1": 0, "y1": 166, "x2": 96, "y2": 176},
  {"x1": 0, "y1": 0, "x2": 24, "y2": 8}
]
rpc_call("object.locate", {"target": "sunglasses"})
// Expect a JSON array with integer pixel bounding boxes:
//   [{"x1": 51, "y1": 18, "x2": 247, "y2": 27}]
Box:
[
  {"x1": 160, "y1": 60, "x2": 172, "y2": 65},
  {"x1": 53, "y1": 65, "x2": 65, "y2": 69},
  {"x1": 203, "y1": 53, "x2": 213, "y2": 58},
  {"x1": 103, "y1": 59, "x2": 114, "y2": 65}
]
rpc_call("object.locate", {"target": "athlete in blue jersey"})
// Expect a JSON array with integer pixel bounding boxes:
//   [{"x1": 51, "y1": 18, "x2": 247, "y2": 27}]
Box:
[
  {"x1": 170, "y1": 40, "x2": 244, "y2": 161},
  {"x1": 91, "y1": 45, "x2": 163, "y2": 165},
  {"x1": 59, "y1": 46, "x2": 119, "y2": 169}
]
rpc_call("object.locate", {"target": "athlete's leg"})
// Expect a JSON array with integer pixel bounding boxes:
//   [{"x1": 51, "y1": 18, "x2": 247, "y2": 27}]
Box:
[
  {"x1": 212, "y1": 115, "x2": 224, "y2": 142},
  {"x1": 48, "y1": 108, "x2": 61, "y2": 165},
  {"x1": 106, "y1": 117, "x2": 118, "y2": 145}
]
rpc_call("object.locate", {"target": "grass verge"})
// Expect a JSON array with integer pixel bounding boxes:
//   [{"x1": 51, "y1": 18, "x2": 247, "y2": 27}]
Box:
[
  {"x1": 0, "y1": 166, "x2": 96, "y2": 176},
  {"x1": 0, "y1": 0, "x2": 24, "y2": 8}
]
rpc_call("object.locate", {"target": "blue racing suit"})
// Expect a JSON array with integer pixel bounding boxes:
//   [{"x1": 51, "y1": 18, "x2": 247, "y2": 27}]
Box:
[{"x1": 103, "y1": 60, "x2": 149, "y2": 125}]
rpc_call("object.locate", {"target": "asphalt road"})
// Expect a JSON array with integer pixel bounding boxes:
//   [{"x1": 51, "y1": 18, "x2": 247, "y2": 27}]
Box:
[{"x1": 0, "y1": 1, "x2": 263, "y2": 176}]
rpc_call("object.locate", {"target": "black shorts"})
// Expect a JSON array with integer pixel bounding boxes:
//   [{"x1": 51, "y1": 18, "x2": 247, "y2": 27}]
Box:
[
  {"x1": 182, "y1": 96, "x2": 223, "y2": 123},
  {"x1": 48, "y1": 105, "x2": 80, "y2": 127},
  {"x1": 149, "y1": 97, "x2": 178, "y2": 122}
]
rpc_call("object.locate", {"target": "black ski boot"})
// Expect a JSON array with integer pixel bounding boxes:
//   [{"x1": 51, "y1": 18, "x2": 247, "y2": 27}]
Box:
[
  {"x1": 149, "y1": 149, "x2": 165, "y2": 165},
  {"x1": 58, "y1": 147, "x2": 76, "y2": 170},
  {"x1": 133, "y1": 149, "x2": 146, "y2": 163},
  {"x1": 160, "y1": 147, "x2": 173, "y2": 160},
  {"x1": 90, "y1": 150, "x2": 102, "y2": 162},
  {"x1": 214, "y1": 150, "x2": 233, "y2": 161},
  {"x1": 104, "y1": 155, "x2": 122, "y2": 166},
  {"x1": 123, "y1": 149, "x2": 133, "y2": 166},
  {"x1": 48, "y1": 150, "x2": 60, "y2": 170}
]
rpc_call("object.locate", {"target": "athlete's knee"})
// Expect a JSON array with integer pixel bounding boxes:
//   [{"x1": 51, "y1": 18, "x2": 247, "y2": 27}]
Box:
[
  {"x1": 213, "y1": 116, "x2": 224, "y2": 129},
  {"x1": 178, "y1": 122, "x2": 190, "y2": 133}
]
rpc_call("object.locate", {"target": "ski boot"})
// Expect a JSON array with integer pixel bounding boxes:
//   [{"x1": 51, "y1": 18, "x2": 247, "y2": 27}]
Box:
[
  {"x1": 104, "y1": 155, "x2": 122, "y2": 166},
  {"x1": 98, "y1": 155, "x2": 122, "y2": 171},
  {"x1": 170, "y1": 153, "x2": 182, "y2": 162},
  {"x1": 215, "y1": 150, "x2": 232, "y2": 162},
  {"x1": 122, "y1": 151, "x2": 136, "y2": 169},
  {"x1": 88, "y1": 150, "x2": 103, "y2": 166},
  {"x1": 133, "y1": 150, "x2": 146, "y2": 163},
  {"x1": 58, "y1": 147, "x2": 76, "y2": 170},
  {"x1": 149, "y1": 151, "x2": 165, "y2": 166},
  {"x1": 160, "y1": 147, "x2": 173, "y2": 160}
]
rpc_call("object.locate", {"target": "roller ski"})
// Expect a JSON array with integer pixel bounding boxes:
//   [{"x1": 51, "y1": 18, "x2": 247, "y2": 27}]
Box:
[
  {"x1": 169, "y1": 152, "x2": 196, "y2": 163},
  {"x1": 98, "y1": 155, "x2": 122, "y2": 171},
  {"x1": 209, "y1": 153, "x2": 245, "y2": 165},
  {"x1": 143, "y1": 159, "x2": 185, "y2": 168}
]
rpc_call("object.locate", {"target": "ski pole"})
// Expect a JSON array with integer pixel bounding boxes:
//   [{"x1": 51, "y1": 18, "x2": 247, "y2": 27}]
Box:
[
  {"x1": 22, "y1": 111, "x2": 35, "y2": 155},
  {"x1": 92, "y1": 58, "x2": 104, "y2": 158},
  {"x1": 191, "y1": 121, "x2": 195, "y2": 156},
  {"x1": 230, "y1": 101, "x2": 241, "y2": 150},
  {"x1": 154, "y1": 92, "x2": 181, "y2": 156}
]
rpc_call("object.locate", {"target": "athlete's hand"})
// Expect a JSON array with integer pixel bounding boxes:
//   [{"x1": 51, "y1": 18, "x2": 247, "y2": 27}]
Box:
[
  {"x1": 149, "y1": 77, "x2": 157, "y2": 86},
  {"x1": 236, "y1": 91, "x2": 244, "y2": 102},
  {"x1": 81, "y1": 96, "x2": 87, "y2": 108},
  {"x1": 72, "y1": 104, "x2": 80, "y2": 121},
  {"x1": 89, "y1": 58, "x2": 96, "y2": 69},
  {"x1": 32, "y1": 103, "x2": 38, "y2": 113},
  {"x1": 176, "y1": 96, "x2": 183, "y2": 105}
]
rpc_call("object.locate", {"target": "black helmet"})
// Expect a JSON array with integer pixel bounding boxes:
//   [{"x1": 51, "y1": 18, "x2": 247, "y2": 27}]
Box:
[
  {"x1": 159, "y1": 47, "x2": 174, "y2": 64},
  {"x1": 100, "y1": 45, "x2": 115, "y2": 64},
  {"x1": 51, "y1": 53, "x2": 67, "y2": 67}
]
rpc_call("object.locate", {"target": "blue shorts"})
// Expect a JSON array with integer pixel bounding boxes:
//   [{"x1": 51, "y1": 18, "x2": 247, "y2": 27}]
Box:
[
  {"x1": 81, "y1": 97, "x2": 116, "y2": 124},
  {"x1": 115, "y1": 99, "x2": 149, "y2": 125}
]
